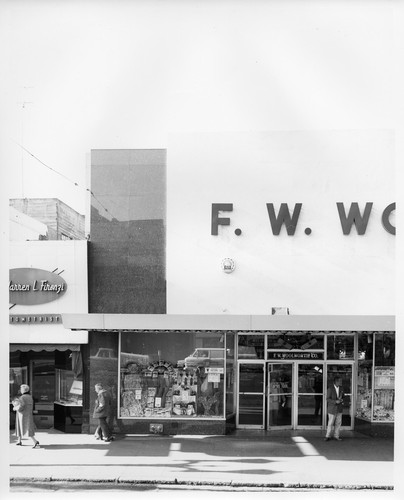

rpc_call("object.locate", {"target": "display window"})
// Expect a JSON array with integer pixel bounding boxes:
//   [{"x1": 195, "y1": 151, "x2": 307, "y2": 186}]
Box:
[
  {"x1": 327, "y1": 334, "x2": 355, "y2": 360},
  {"x1": 373, "y1": 333, "x2": 394, "y2": 422},
  {"x1": 356, "y1": 333, "x2": 373, "y2": 421},
  {"x1": 267, "y1": 333, "x2": 324, "y2": 351},
  {"x1": 31, "y1": 359, "x2": 55, "y2": 404},
  {"x1": 55, "y1": 369, "x2": 83, "y2": 406},
  {"x1": 119, "y1": 331, "x2": 225, "y2": 419},
  {"x1": 238, "y1": 334, "x2": 265, "y2": 359},
  {"x1": 356, "y1": 332, "x2": 394, "y2": 423},
  {"x1": 266, "y1": 333, "x2": 325, "y2": 361},
  {"x1": 9, "y1": 366, "x2": 28, "y2": 402},
  {"x1": 225, "y1": 332, "x2": 236, "y2": 416}
]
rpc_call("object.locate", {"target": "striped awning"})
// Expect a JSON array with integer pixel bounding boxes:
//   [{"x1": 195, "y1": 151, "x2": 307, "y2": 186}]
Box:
[{"x1": 10, "y1": 344, "x2": 80, "y2": 352}]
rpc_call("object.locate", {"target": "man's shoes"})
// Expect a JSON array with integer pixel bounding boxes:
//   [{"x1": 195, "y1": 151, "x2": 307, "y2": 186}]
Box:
[
  {"x1": 334, "y1": 437, "x2": 342, "y2": 441},
  {"x1": 324, "y1": 437, "x2": 331, "y2": 441},
  {"x1": 104, "y1": 436, "x2": 114, "y2": 442}
]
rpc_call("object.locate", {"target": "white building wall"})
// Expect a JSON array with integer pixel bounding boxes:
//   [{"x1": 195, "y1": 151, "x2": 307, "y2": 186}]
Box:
[
  {"x1": 9, "y1": 240, "x2": 88, "y2": 343},
  {"x1": 167, "y1": 130, "x2": 395, "y2": 316},
  {"x1": 9, "y1": 206, "x2": 48, "y2": 241}
]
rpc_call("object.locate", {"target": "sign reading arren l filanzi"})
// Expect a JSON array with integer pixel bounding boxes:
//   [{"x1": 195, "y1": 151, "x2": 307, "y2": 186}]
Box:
[{"x1": 9, "y1": 268, "x2": 67, "y2": 305}]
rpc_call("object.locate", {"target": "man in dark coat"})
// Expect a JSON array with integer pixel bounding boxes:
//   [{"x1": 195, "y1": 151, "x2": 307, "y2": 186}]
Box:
[
  {"x1": 324, "y1": 376, "x2": 344, "y2": 441},
  {"x1": 93, "y1": 383, "x2": 113, "y2": 442}
]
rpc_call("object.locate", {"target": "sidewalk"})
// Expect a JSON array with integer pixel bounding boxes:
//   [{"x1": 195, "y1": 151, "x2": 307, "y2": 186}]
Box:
[{"x1": 9, "y1": 429, "x2": 395, "y2": 490}]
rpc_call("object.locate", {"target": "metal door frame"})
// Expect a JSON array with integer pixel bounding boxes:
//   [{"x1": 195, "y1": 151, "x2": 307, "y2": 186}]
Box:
[
  {"x1": 236, "y1": 360, "x2": 266, "y2": 429},
  {"x1": 325, "y1": 361, "x2": 355, "y2": 430},
  {"x1": 295, "y1": 361, "x2": 326, "y2": 429},
  {"x1": 267, "y1": 361, "x2": 294, "y2": 429}
]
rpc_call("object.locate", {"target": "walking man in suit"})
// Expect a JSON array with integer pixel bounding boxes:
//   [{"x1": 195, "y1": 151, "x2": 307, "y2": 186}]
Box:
[
  {"x1": 324, "y1": 376, "x2": 344, "y2": 441},
  {"x1": 93, "y1": 383, "x2": 114, "y2": 442}
]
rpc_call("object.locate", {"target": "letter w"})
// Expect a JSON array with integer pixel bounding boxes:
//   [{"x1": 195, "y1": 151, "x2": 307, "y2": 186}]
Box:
[
  {"x1": 266, "y1": 203, "x2": 302, "y2": 235},
  {"x1": 336, "y1": 202, "x2": 373, "y2": 235}
]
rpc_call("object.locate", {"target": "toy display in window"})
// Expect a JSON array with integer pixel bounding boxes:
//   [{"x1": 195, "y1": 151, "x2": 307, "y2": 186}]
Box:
[{"x1": 120, "y1": 358, "x2": 224, "y2": 418}]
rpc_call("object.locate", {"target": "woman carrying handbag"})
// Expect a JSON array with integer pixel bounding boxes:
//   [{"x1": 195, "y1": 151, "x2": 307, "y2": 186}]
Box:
[{"x1": 12, "y1": 384, "x2": 40, "y2": 448}]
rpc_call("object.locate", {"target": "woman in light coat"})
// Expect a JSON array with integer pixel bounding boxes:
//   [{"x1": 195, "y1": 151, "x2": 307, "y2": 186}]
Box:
[{"x1": 12, "y1": 384, "x2": 40, "y2": 448}]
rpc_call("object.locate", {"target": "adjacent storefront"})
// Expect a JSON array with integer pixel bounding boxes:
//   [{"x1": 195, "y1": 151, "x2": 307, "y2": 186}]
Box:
[{"x1": 9, "y1": 241, "x2": 88, "y2": 433}]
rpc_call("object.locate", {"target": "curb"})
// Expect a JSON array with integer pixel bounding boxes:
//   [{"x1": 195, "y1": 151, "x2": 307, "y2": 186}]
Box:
[{"x1": 10, "y1": 477, "x2": 395, "y2": 491}]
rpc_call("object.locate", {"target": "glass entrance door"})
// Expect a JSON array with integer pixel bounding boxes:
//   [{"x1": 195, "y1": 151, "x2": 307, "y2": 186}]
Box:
[
  {"x1": 267, "y1": 363, "x2": 293, "y2": 428},
  {"x1": 30, "y1": 358, "x2": 55, "y2": 429},
  {"x1": 326, "y1": 364, "x2": 354, "y2": 428},
  {"x1": 236, "y1": 359, "x2": 354, "y2": 430},
  {"x1": 297, "y1": 363, "x2": 324, "y2": 427},
  {"x1": 237, "y1": 363, "x2": 265, "y2": 428}
]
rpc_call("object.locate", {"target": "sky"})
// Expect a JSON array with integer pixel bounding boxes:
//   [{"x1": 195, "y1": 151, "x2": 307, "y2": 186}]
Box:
[{"x1": 1, "y1": 0, "x2": 403, "y2": 218}]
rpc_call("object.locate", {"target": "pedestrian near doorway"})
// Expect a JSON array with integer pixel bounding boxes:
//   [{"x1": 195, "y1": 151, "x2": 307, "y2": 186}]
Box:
[
  {"x1": 12, "y1": 384, "x2": 40, "y2": 448},
  {"x1": 313, "y1": 372, "x2": 323, "y2": 420},
  {"x1": 93, "y1": 383, "x2": 114, "y2": 442},
  {"x1": 324, "y1": 376, "x2": 344, "y2": 441},
  {"x1": 269, "y1": 377, "x2": 286, "y2": 425}
]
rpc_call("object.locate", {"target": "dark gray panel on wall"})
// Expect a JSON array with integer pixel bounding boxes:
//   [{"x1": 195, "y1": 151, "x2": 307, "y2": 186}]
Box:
[{"x1": 89, "y1": 149, "x2": 166, "y2": 314}]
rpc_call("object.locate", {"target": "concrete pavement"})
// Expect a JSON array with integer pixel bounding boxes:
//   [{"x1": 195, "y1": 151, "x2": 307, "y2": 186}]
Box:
[{"x1": 9, "y1": 428, "x2": 395, "y2": 491}]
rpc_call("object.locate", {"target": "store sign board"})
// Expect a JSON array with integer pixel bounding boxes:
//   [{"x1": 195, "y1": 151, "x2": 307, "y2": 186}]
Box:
[
  {"x1": 9, "y1": 268, "x2": 67, "y2": 305},
  {"x1": 9, "y1": 314, "x2": 62, "y2": 324},
  {"x1": 268, "y1": 352, "x2": 323, "y2": 360},
  {"x1": 211, "y1": 202, "x2": 396, "y2": 236},
  {"x1": 205, "y1": 367, "x2": 224, "y2": 374}
]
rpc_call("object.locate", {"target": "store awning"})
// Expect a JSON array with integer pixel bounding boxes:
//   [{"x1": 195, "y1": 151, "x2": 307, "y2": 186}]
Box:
[
  {"x1": 9, "y1": 323, "x2": 88, "y2": 345},
  {"x1": 10, "y1": 343, "x2": 81, "y2": 352},
  {"x1": 61, "y1": 313, "x2": 395, "y2": 332}
]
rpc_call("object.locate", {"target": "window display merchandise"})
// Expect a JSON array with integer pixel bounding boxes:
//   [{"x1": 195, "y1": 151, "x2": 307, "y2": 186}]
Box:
[
  {"x1": 119, "y1": 332, "x2": 225, "y2": 419},
  {"x1": 356, "y1": 332, "x2": 395, "y2": 423},
  {"x1": 56, "y1": 369, "x2": 83, "y2": 406}
]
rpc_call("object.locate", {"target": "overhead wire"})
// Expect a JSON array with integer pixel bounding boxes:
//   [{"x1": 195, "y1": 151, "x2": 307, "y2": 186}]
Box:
[{"x1": 12, "y1": 140, "x2": 115, "y2": 220}]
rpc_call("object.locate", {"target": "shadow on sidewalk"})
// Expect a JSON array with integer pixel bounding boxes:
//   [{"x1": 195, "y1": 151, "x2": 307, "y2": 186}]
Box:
[{"x1": 11, "y1": 432, "x2": 393, "y2": 463}]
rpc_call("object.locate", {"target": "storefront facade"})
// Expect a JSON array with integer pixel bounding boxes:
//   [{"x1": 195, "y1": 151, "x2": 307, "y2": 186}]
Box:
[
  {"x1": 67, "y1": 131, "x2": 395, "y2": 436},
  {"x1": 9, "y1": 241, "x2": 88, "y2": 433},
  {"x1": 63, "y1": 314, "x2": 394, "y2": 436}
]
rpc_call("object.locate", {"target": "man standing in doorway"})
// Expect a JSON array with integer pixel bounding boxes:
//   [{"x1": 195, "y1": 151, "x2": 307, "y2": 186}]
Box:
[
  {"x1": 94, "y1": 383, "x2": 113, "y2": 442},
  {"x1": 324, "y1": 376, "x2": 344, "y2": 441}
]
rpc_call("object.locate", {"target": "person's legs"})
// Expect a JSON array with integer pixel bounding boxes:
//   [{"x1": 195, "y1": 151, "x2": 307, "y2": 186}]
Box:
[
  {"x1": 94, "y1": 425, "x2": 103, "y2": 439},
  {"x1": 15, "y1": 416, "x2": 22, "y2": 444},
  {"x1": 314, "y1": 397, "x2": 322, "y2": 417},
  {"x1": 106, "y1": 415, "x2": 114, "y2": 433},
  {"x1": 325, "y1": 413, "x2": 336, "y2": 438},
  {"x1": 16, "y1": 432, "x2": 22, "y2": 445},
  {"x1": 30, "y1": 435, "x2": 39, "y2": 448},
  {"x1": 333, "y1": 412, "x2": 342, "y2": 439},
  {"x1": 98, "y1": 417, "x2": 112, "y2": 440}
]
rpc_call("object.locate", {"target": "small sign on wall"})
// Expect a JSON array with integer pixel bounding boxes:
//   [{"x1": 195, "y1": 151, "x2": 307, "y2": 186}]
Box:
[
  {"x1": 205, "y1": 368, "x2": 224, "y2": 374},
  {"x1": 221, "y1": 258, "x2": 235, "y2": 273},
  {"x1": 208, "y1": 373, "x2": 220, "y2": 383}
]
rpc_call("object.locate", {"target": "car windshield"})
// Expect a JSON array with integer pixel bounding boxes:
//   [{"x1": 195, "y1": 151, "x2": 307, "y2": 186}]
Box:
[
  {"x1": 190, "y1": 349, "x2": 223, "y2": 358},
  {"x1": 194, "y1": 350, "x2": 209, "y2": 357}
]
